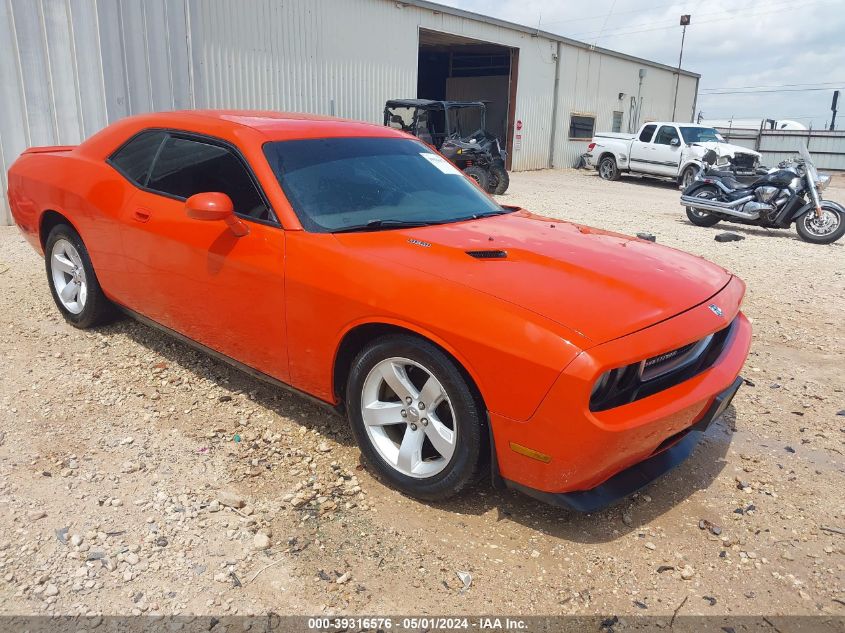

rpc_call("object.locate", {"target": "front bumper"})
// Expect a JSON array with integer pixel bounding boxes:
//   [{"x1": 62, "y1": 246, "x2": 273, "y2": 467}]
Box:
[
  {"x1": 489, "y1": 276, "x2": 751, "y2": 508},
  {"x1": 504, "y1": 376, "x2": 743, "y2": 511}
]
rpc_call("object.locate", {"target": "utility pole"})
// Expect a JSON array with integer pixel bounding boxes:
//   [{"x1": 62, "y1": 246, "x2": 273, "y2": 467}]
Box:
[
  {"x1": 831, "y1": 90, "x2": 840, "y2": 131},
  {"x1": 671, "y1": 14, "x2": 690, "y2": 121}
]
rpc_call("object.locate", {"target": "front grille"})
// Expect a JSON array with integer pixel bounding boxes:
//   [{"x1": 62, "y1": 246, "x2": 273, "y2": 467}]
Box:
[
  {"x1": 589, "y1": 318, "x2": 737, "y2": 412},
  {"x1": 730, "y1": 153, "x2": 758, "y2": 175}
]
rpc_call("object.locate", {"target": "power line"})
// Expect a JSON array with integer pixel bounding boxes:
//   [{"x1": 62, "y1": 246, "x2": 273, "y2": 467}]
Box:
[
  {"x1": 700, "y1": 86, "x2": 843, "y2": 95},
  {"x1": 539, "y1": 1, "x2": 701, "y2": 27},
  {"x1": 564, "y1": 0, "x2": 824, "y2": 41},
  {"x1": 568, "y1": 0, "x2": 805, "y2": 38},
  {"x1": 701, "y1": 80, "x2": 845, "y2": 91},
  {"x1": 593, "y1": 0, "x2": 619, "y2": 43}
]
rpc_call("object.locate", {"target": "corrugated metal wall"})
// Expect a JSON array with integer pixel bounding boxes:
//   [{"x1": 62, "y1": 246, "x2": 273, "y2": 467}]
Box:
[
  {"x1": 1, "y1": 0, "x2": 698, "y2": 225},
  {"x1": 552, "y1": 45, "x2": 698, "y2": 168},
  {"x1": 718, "y1": 128, "x2": 845, "y2": 171},
  {"x1": 0, "y1": 0, "x2": 195, "y2": 225}
]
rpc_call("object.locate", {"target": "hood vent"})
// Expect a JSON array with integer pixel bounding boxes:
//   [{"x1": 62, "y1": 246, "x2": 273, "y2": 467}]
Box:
[{"x1": 466, "y1": 249, "x2": 508, "y2": 259}]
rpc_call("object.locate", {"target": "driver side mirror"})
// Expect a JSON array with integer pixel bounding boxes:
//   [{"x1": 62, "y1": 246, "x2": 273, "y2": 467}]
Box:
[
  {"x1": 670, "y1": 137, "x2": 680, "y2": 147},
  {"x1": 185, "y1": 192, "x2": 249, "y2": 237}
]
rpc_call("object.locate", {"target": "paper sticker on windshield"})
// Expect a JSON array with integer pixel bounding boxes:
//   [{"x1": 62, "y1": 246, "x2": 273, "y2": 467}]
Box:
[{"x1": 420, "y1": 152, "x2": 463, "y2": 175}]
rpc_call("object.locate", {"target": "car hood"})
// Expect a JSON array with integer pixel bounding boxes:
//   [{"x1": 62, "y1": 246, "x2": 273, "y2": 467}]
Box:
[
  {"x1": 334, "y1": 211, "x2": 732, "y2": 345},
  {"x1": 689, "y1": 141, "x2": 761, "y2": 159}
]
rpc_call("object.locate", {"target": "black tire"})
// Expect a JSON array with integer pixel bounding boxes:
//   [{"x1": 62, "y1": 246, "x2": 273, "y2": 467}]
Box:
[
  {"x1": 346, "y1": 334, "x2": 485, "y2": 501},
  {"x1": 490, "y1": 164, "x2": 510, "y2": 194},
  {"x1": 598, "y1": 155, "x2": 620, "y2": 181},
  {"x1": 794, "y1": 205, "x2": 845, "y2": 244},
  {"x1": 685, "y1": 186, "x2": 722, "y2": 227},
  {"x1": 680, "y1": 165, "x2": 699, "y2": 189},
  {"x1": 463, "y1": 165, "x2": 491, "y2": 191},
  {"x1": 44, "y1": 223, "x2": 114, "y2": 329}
]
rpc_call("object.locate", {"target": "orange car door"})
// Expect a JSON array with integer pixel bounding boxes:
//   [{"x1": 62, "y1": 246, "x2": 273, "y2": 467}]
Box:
[{"x1": 117, "y1": 133, "x2": 289, "y2": 382}]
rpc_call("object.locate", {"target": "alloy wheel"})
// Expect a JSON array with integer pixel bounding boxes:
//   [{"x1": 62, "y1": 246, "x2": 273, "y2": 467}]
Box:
[
  {"x1": 599, "y1": 160, "x2": 613, "y2": 179},
  {"x1": 690, "y1": 189, "x2": 716, "y2": 217},
  {"x1": 360, "y1": 357, "x2": 457, "y2": 478},
  {"x1": 50, "y1": 238, "x2": 87, "y2": 314},
  {"x1": 803, "y1": 208, "x2": 840, "y2": 237}
]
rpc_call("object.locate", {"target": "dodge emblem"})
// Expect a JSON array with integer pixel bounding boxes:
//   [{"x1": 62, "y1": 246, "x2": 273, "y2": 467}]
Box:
[{"x1": 708, "y1": 304, "x2": 723, "y2": 317}]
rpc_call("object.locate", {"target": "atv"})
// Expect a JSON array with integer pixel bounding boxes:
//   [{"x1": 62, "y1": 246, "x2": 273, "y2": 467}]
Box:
[{"x1": 383, "y1": 99, "x2": 510, "y2": 194}]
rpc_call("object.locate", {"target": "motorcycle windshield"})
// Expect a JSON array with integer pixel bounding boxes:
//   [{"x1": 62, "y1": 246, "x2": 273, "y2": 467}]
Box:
[{"x1": 799, "y1": 143, "x2": 819, "y2": 182}]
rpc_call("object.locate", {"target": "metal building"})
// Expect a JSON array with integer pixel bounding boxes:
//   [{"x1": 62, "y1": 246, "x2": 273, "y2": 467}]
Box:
[{"x1": 0, "y1": 0, "x2": 699, "y2": 225}]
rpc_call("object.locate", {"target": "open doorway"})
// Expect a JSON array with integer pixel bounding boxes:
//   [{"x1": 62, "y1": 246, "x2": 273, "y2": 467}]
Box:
[{"x1": 417, "y1": 28, "x2": 517, "y2": 169}]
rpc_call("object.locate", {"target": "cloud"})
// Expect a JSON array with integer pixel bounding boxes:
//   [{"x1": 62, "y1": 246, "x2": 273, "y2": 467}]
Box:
[{"x1": 436, "y1": 0, "x2": 845, "y2": 128}]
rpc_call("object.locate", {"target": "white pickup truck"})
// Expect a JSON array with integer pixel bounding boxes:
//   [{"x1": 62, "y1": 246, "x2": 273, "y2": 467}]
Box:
[{"x1": 585, "y1": 122, "x2": 762, "y2": 187}]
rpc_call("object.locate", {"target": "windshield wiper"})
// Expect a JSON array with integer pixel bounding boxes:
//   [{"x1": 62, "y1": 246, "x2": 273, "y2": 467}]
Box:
[
  {"x1": 447, "y1": 209, "x2": 511, "y2": 223},
  {"x1": 333, "y1": 209, "x2": 511, "y2": 233},
  {"x1": 332, "y1": 219, "x2": 440, "y2": 233}
]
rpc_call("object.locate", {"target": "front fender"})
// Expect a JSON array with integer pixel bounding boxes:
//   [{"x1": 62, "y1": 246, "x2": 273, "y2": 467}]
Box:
[
  {"x1": 787, "y1": 199, "x2": 845, "y2": 223},
  {"x1": 679, "y1": 159, "x2": 704, "y2": 176}
]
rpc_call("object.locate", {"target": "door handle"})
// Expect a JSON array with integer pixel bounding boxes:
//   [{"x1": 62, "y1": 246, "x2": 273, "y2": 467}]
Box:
[{"x1": 132, "y1": 208, "x2": 151, "y2": 223}]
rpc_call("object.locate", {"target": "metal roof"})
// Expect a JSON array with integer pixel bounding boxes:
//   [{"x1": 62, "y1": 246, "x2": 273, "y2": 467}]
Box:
[
  {"x1": 401, "y1": 0, "x2": 701, "y2": 79},
  {"x1": 385, "y1": 99, "x2": 486, "y2": 109}
]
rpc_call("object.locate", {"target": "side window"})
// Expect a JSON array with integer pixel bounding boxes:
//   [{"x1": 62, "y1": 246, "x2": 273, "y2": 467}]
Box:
[
  {"x1": 109, "y1": 131, "x2": 167, "y2": 185},
  {"x1": 638, "y1": 124, "x2": 657, "y2": 142},
  {"x1": 611, "y1": 111, "x2": 623, "y2": 133},
  {"x1": 569, "y1": 114, "x2": 596, "y2": 140},
  {"x1": 147, "y1": 136, "x2": 272, "y2": 221},
  {"x1": 654, "y1": 125, "x2": 680, "y2": 145}
]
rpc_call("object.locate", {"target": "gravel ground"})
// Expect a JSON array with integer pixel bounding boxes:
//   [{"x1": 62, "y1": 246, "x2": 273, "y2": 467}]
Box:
[{"x1": 0, "y1": 168, "x2": 842, "y2": 619}]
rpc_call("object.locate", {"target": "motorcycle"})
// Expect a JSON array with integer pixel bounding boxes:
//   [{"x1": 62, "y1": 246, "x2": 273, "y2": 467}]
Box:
[{"x1": 680, "y1": 144, "x2": 844, "y2": 244}]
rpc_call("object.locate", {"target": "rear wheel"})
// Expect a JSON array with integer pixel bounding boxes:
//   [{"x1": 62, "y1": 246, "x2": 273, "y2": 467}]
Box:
[
  {"x1": 346, "y1": 335, "x2": 484, "y2": 501},
  {"x1": 490, "y1": 164, "x2": 510, "y2": 194},
  {"x1": 795, "y1": 205, "x2": 845, "y2": 244},
  {"x1": 463, "y1": 165, "x2": 490, "y2": 191},
  {"x1": 45, "y1": 224, "x2": 114, "y2": 328},
  {"x1": 598, "y1": 155, "x2": 620, "y2": 181},
  {"x1": 685, "y1": 187, "x2": 722, "y2": 227}
]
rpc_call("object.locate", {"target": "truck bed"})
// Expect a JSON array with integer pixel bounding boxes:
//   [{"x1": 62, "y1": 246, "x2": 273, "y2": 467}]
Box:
[{"x1": 593, "y1": 132, "x2": 636, "y2": 141}]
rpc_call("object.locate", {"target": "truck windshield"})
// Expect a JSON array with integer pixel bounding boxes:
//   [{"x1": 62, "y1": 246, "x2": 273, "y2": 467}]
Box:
[
  {"x1": 679, "y1": 127, "x2": 725, "y2": 144},
  {"x1": 263, "y1": 137, "x2": 505, "y2": 233}
]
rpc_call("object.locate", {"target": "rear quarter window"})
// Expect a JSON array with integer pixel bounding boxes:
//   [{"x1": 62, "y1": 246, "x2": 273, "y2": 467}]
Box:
[
  {"x1": 638, "y1": 124, "x2": 657, "y2": 142},
  {"x1": 109, "y1": 131, "x2": 167, "y2": 185}
]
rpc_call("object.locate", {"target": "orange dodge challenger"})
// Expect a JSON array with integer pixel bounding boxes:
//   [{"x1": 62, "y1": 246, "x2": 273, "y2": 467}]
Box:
[{"x1": 7, "y1": 111, "x2": 751, "y2": 511}]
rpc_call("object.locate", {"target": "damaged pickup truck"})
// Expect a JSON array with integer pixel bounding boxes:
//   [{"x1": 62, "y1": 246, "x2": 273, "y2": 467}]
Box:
[{"x1": 586, "y1": 122, "x2": 762, "y2": 188}]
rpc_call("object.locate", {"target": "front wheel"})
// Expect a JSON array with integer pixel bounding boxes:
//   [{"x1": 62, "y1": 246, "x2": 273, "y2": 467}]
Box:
[
  {"x1": 795, "y1": 204, "x2": 845, "y2": 244},
  {"x1": 490, "y1": 164, "x2": 510, "y2": 194},
  {"x1": 680, "y1": 165, "x2": 699, "y2": 189},
  {"x1": 685, "y1": 187, "x2": 722, "y2": 227},
  {"x1": 346, "y1": 335, "x2": 484, "y2": 501},
  {"x1": 463, "y1": 165, "x2": 491, "y2": 192}
]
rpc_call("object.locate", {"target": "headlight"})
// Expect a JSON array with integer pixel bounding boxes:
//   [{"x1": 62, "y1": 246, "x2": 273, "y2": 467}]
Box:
[{"x1": 816, "y1": 174, "x2": 831, "y2": 191}]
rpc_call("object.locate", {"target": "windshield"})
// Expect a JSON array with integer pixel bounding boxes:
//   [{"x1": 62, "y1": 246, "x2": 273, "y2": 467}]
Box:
[
  {"x1": 799, "y1": 143, "x2": 818, "y2": 181},
  {"x1": 446, "y1": 106, "x2": 485, "y2": 138},
  {"x1": 679, "y1": 127, "x2": 725, "y2": 144},
  {"x1": 263, "y1": 137, "x2": 505, "y2": 232}
]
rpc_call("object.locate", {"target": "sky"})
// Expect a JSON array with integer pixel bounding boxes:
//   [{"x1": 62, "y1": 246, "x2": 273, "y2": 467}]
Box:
[{"x1": 437, "y1": 0, "x2": 845, "y2": 129}]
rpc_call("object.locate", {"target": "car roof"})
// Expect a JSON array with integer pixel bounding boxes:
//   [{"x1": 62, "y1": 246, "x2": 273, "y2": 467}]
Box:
[
  {"x1": 128, "y1": 109, "x2": 405, "y2": 141},
  {"x1": 644, "y1": 122, "x2": 714, "y2": 127}
]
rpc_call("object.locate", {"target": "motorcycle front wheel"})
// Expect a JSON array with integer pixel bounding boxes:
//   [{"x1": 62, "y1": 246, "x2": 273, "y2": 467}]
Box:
[
  {"x1": 795, "y1": 204, "x2": 845, "y2": 244},
  {"x1": 685, "y1": 186, "x2": 722, "y2": 227}
]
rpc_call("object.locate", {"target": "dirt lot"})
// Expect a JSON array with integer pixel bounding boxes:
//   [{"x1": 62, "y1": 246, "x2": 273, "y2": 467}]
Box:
[{"x1": 0, "y1": 169, "x2": 843, "y2": 619}]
